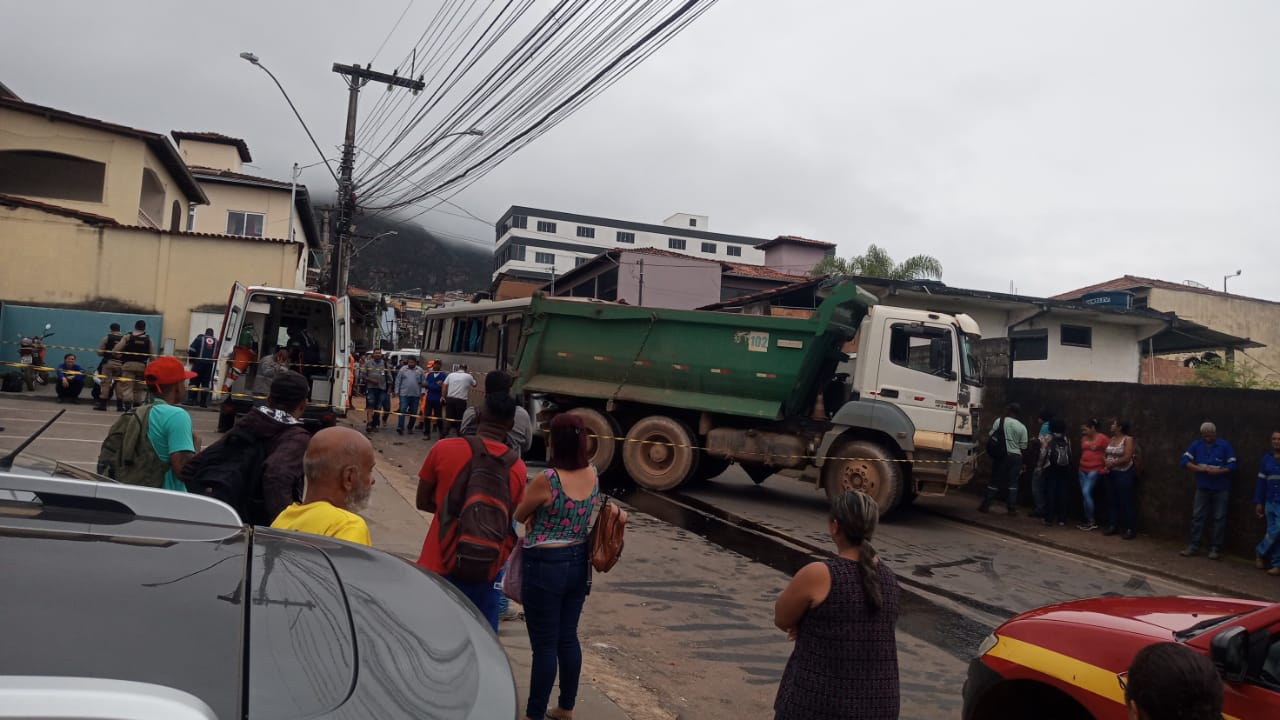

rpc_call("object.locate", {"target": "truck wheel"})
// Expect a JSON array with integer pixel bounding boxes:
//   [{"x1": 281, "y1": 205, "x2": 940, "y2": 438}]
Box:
[
  {"x1": 623, "y1": 415, "x2": 700, "y2": 492},
  {"x1": 822, "y1": 439, "x2": 903, "y2": 516},
  {"x1": 566, "y1": 407, "x2": 621, "y2": 476},
  {"x1": 688, "y1": 453, "x2": 732, "y2": 484}
]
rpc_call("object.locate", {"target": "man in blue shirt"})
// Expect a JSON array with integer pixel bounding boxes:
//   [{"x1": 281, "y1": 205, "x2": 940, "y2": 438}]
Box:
[
  {"x1": 1253, "y1": 431, "x2": 1280, "y2": 575},
  {"x1": 54, "y1": 353, "x2": 86, "y2": 404},
  {"x1": 421, "y1": 360, "x2": 448, "y2": 440},
  {"x1": 1179, "y1": 421, "x2": 1238, "y2": 559}
]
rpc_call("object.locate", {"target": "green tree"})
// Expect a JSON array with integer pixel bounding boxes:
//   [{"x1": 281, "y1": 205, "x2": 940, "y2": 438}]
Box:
[
  {"x1": 1186, "y1": 357, "x2": 1278, "y2": 390},
  {"x1": 811, "y1": 244, "x2": 943, "y2": 280}
]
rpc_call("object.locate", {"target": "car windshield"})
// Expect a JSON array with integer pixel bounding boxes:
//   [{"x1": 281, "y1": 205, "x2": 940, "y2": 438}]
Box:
[
  {"x1": 17, "y1": 454, "x2": 116, "y2": 484},
  {"x1": 958, "y1": 332, "x2": 982, "y2": 387},
  {"x1": 1174, "y1": 612, "x2": 1248, "y2": 640}
]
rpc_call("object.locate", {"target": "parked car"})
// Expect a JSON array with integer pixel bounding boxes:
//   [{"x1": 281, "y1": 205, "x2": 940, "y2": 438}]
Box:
[
  {"x1": 0, "y1": 417, "x2": 517, "y2": 720},
  {"x1": 963, "y1": 595, "x2": 1280, "y2": 719}
]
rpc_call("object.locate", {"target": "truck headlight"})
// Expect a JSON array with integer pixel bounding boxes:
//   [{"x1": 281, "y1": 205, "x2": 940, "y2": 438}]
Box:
[{"x1": 976, "y1": 633, "x2": 998, "y2": 657}]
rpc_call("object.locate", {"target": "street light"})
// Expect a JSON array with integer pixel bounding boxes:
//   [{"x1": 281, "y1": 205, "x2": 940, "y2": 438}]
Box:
[
  {"x1": 1223, "y1": 269, "x2": 1241, "y2": 293},
  {"x1": 340, "y1": 230, "x2": 398, "y2": 294},
  {"x1": 239, "y1": 51, "x2": 339, "y2": 185}
]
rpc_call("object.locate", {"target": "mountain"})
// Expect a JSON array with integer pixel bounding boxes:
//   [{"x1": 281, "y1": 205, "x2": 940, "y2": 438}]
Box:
[{"x1": 345, "y1": 214, "x2": 492, "y2": 293}]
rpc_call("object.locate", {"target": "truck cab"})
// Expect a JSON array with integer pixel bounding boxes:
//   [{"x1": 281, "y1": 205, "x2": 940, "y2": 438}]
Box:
[
  {"x1": 820, "y1": 305, "x2": 983, "y2": 505},
  {"x1": 210, "y1": 283, "x2": 351, "y2": 431}
]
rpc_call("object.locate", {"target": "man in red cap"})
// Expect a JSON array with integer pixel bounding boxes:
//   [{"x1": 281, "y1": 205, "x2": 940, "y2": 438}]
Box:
[{"x1": 143, "y1": 356, "x2": 200, "y2": 492}]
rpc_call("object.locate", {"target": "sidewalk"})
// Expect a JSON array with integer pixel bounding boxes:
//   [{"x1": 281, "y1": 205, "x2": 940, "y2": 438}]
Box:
[
  {"x1": 919, "y1": 491, "x2": 1280, "y2": 601},
  {"x1": 364, "y1": 459, "x2": 633, "y2": 720}
]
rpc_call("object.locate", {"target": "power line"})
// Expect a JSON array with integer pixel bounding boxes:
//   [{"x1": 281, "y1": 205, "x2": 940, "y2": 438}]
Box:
[{"x1": 368, "y1": 0, "x2": 416, "y2": 65}]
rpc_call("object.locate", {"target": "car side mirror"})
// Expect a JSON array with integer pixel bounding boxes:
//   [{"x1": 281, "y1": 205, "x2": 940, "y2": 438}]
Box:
[{"x1": 1211, "y1": 625, "x2": 1249, "y2": 682}]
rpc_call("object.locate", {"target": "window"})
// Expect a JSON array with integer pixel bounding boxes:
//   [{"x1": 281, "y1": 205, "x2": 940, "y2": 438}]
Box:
[
  {"x1": 575, "y1": 257, "x2": 589, "y2": 267},
  {"x1": 510, "y1": 243, "x2": 526, "y2": 262},
  {"x1": 701, "y1": 242, "x2": 717, "y2": 254},
  {"x1": 689, "y1": 218, "x2": 697, "y2": 227},
  {"x1": 227, "y1": 210, "x2": 265, "y2": 238},
  {"x1": 1010, "y1": 329, "x2": 1049, "y2": 362},
  {"x1": 0, "y1": 150, "x2": 105, "y2": 202},
  {"x1": 888, "y1": 324, "x2": 954, "y2": 376},
  {"x1": 186, "y1": 203, "x2": 196, "y2": 231},
  {"x1": 535, "y1": 251, "x2": 555, "y2": 265},
  {"x1": 511, "y1": 215, "x2": 528, "y2": 229},
  {"x1": 1060, "y1": 324, "x2": 1093, "y2": 348},
  {"x1": 576, "y1": 225, "x2": 595, "y2": 239},
  {"x1": 668, "y1": 238, "x2": 687, "y2": 250},
  {"x1": 536, "y1": 220, "x2": 557, "y2": 233},
  {"x1": 616, "y1": 231, "x2": 636, "y2": 244},
  {"x1": 726, "y1": 245, "x2": 742, "y2": 257}
]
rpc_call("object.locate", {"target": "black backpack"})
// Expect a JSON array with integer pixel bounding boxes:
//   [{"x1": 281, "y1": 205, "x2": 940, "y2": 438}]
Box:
[
  {"x1": 181, "y1": 427, "x2": 270, "y2": 525},
  {"x1": 437, "y1": 436, "x2": 519, "y2": 583},
  {"x1": 1048, "y1": 435, "x2": 1071, "y2": 467},
  {"x1": 986, "y1": 418, "x2": 1008, "y2": 460}
]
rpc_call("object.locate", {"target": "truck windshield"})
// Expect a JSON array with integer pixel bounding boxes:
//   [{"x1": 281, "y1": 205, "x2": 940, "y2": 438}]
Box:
[{"x1": 959, "y1": 333, "x2": 982, "y2": 386}]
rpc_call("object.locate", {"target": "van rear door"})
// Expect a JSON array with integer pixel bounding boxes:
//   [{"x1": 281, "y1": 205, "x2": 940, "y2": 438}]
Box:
[
  {"x1": 334, "y1": 295, "x2": 351, "y2": 415},
  {"x1": 211, "y1": 282, "x2": 249, "y2": 400}
]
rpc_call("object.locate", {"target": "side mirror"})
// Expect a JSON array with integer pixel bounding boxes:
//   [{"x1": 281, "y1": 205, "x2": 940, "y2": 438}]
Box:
[{"x1": 1211, "y1": 625, "x2": 1249, "y2": 682}]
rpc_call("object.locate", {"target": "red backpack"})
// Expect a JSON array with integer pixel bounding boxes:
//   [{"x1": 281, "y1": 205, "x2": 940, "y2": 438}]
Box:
[{"x1": 437, "y1": 436, "x2": 519, "y2": 583}]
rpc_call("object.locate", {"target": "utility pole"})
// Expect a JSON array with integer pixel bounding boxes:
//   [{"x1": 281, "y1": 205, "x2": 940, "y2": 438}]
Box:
[
  {"x1": 637, "y1": 258, "x2": 645, "y2": 306},
  {"x1": 329, "y1": 62, "x2": 424, "y2": 296}
]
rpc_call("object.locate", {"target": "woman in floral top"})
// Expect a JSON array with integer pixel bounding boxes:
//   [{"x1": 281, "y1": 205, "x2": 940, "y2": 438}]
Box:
[{"x1": 513, "y1": 413, "x2": 599, "y2": 720}]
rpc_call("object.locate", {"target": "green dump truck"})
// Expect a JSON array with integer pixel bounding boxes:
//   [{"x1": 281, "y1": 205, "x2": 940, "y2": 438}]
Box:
[{"x1": 512, "y1": 279, "x2": 984, "y2": 516}]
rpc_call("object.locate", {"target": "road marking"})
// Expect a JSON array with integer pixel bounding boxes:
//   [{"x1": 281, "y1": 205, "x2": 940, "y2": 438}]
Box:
[{"x1": 0, "y1": 417, "x2": 114, "y2": 428}]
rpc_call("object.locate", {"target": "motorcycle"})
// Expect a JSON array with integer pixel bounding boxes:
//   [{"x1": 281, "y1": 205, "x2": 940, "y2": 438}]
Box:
[{"x1": 17, "y1": 324, "x2": 53, "y2": 391}]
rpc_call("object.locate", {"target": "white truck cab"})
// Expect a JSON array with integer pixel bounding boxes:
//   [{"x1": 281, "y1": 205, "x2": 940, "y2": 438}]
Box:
[{"x1": 210, "y1": 283, "x2": 351, "y2": 431}]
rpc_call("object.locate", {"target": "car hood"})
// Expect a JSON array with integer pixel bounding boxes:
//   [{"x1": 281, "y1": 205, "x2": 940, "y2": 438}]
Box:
[
  {"x1": 1006, "y1": 595, "x2": 1267, "y2": 638},
  {"x1": 253, "y1": 529, "x2": 517, "y2": 720}
]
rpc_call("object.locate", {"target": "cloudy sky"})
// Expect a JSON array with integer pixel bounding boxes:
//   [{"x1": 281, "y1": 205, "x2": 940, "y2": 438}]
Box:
[{"x1": 4, "y1": 1, "x2": 1277, "y2": 298}]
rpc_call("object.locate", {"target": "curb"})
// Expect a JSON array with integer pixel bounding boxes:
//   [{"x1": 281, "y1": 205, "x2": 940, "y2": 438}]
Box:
[{"x1": 914, "y1": 504, "x2": 1268, "y2": 602}]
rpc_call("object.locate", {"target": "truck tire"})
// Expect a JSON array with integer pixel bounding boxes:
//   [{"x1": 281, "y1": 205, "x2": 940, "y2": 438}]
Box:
[
  {"x1": 821, "y1": 439, "x2": 903, "y2": 516},
  {"x1": 623, "y1": 415, "x2": 700, "y2": 492},
  {"x1": 566, "y1": 407, "x2": 622, "y2": 476}
]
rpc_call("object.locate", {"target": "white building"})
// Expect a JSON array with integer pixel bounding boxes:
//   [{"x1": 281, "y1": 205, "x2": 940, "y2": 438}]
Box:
[{"x1": 491, "y1": 206, "x2": 781, "y2": 299}]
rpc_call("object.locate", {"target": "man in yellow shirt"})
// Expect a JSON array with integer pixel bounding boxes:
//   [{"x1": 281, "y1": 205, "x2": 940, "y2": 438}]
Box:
[{"x1": 271, "y1": 426, "x2": 376, "y2": 545}]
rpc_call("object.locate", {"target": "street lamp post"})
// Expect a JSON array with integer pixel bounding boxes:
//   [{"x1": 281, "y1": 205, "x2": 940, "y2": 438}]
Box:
[
  {"x1": 1223, "y1": 269, "x2": 1241, "y2": 293},
  {"x1": 343, "y1": 230, "x2": 398, "y2": 293},
  {"x1": 239, "y1": 52, "x2": 339, "y2": 185}
]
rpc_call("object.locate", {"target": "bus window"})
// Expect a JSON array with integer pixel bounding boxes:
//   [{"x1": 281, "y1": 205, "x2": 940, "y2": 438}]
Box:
[{"x1": 481, "y1": 316, "x2": 502, "y2": 356}]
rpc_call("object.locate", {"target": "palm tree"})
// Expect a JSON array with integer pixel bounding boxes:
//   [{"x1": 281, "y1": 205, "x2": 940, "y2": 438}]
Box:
[{"x1": 811, "y1": 244, "x2": 943, "y2": 280}]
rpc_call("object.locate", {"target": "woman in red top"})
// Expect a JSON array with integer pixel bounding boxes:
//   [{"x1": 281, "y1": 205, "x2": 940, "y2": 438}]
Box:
[{"x1": 1077, "y1": 418, "x2": 1109, "y2": 531}]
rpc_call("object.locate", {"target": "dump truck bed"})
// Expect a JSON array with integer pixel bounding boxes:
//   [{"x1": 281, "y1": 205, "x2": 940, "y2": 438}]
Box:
[{"x1": 512, "y1": 280, "x2": 874, "y2": 420}]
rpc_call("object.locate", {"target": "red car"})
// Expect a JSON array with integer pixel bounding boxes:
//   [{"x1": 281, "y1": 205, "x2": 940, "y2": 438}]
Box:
[{"x1": 963, "y1": 596, "x2": 1280, "y2": 720}]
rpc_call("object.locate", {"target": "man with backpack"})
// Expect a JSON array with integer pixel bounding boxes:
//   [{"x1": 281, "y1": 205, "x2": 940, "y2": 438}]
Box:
[
  {"x1": 112, "y1": 320, "x2": 154, "y2": 412},
  {"x1": 1037, "y1": 417, "x2": 1073, "y2": 526},
  {"x1": 415, "y1": 389, "x2": 528, "y2": 630},
  {"x1": 182, "y1": 371, "x2": 312, "y2": 525},
  {"x1": 979, "y1": 402, "x2": 1029, "y2": 515},
  {"x1": 98, "y1": 356, "x2": 198, "y2": 491}
]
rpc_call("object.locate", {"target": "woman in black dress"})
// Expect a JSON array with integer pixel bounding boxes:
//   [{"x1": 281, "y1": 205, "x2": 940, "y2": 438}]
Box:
[{"x1": 773, "y1": 490, "x2": 900, "y2": 720}]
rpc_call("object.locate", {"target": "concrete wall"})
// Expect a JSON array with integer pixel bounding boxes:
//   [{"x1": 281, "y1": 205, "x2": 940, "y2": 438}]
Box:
[
  {"x1": 1147, "y1": 287, "x2": 1280, "y2": 385},
  {"x1": 1009, "y1": 315, "x2": 1144, "y2": 382},
  {"x1": 192, "y1": 183, "x2": 305, "y2": 242},
  {"x1": 0, "y1": 107, "x2": 191, "y2": 229},
  {"x1": 0, "y1": 205, "x2": 301, "y2": 350},
  {"x1": 177, "y1": 140, "x2": 242, "y2": 173},
  {"x1": 618, "y1": 251, "x2": 720, "y2": 309},
  {"x1": 979, "y1": 378, "x2": 1280, "y2": 556},
  {"x1": 763, "y1": 244, "x2": 829, "y2": 275}
]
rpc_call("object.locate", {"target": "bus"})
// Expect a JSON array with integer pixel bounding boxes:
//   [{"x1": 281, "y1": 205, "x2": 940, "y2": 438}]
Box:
[{"x1": 419, "y1": 297, "x2": 532, "y2": 374}]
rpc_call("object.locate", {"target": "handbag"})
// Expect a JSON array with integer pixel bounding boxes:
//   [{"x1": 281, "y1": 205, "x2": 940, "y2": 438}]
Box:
[{"x1": 501, "y1": 541, "x2": 524, "y2": 604}]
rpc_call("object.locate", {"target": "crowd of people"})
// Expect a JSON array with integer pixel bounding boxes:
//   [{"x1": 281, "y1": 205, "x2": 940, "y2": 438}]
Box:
[
  {"x1": 83, "y1": 353, "x2": 1253, "y2": 718},
  {"x1": 981, "y1": 402, "x2": 1280, "y2": 573}
]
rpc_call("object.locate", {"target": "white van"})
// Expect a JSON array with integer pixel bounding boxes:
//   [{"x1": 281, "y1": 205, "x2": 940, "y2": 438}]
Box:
[{"x1": 210, "y1": 283, "x2": 352, "y2": 431}]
